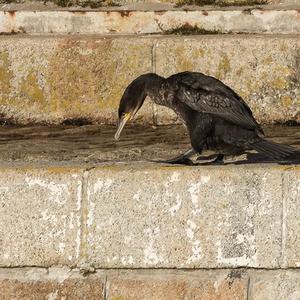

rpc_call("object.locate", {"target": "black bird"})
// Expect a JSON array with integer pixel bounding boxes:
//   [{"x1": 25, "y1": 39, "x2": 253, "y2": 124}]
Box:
[{"x1": 114, "y1": 71, "x2": 299, "y2": 164}]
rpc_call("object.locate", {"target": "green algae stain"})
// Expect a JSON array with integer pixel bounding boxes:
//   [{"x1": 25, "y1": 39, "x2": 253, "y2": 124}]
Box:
[
  {"x1": 270, "y1": 77, "x2": 288, "y2": 90},
  {"x1": 216, "y1": 53, "x2": 231, "y2": 80},
  {"x1": 0, "y1": 51, "x2": 12, "y2": 96},
  {"x1": 21, "y1": 71, "x2": 44, "y2": 104},
  {"x1": 174, "y1": 46, "x2": 194, "y2": 72},
  {"x1": 281, "y1": 95, "x2": 292, "y2": 108},
  {"x1": 46, "y1": 38, "x2": 152, "y2": 121}
]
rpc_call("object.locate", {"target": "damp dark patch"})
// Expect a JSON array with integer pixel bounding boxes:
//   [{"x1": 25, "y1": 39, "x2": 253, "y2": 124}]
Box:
[
  {"x1": 242, "y1": 7, "x2": 253, "y2": 14},
  {"x1": 163, "y1": 23, "x2": 221, "y2": 35},
  {"x1": 226, "y1": 270, "x2": 243, "y2": 287},
  {"x1": 175, "y1": 0, "x2": 215, "y2": 7},
  {"x1": 218, "y1": 0, "x2": 267, "y2": 6},
  {"x1": 0, "y1": 29, "x2": 20, "y2": 35},
  {"x1": 120, "y1": 11, "x2": 131, "y2": 17},
  {"x1": 35, "y1": 0, "x2": 121, "y2": 8},
  {"x1": 0, "y1": 114, "x2": 16, "y2": 126},
  {"x1": 61, "y1": 118, "x2": 93, "y2": 126},
  {"x1": 275, "y1": 120, "x2": 300, "y2": 127}
]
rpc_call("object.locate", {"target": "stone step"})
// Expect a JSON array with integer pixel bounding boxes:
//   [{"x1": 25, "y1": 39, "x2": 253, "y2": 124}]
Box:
[
  {"x1": 0, "y1": 6, "x2": 299, "y2": 35},
  {"x1": 0, "y1": 268, "x2": 300, "y2": 299},
  {"x1": 0, "y1": 125, "x2": 297, "y2": 270},
  {"x1": 0, "y1": 161, "x2": 299, "y2": 269},
  {"x1": 0, "y1": 34, "x2": 299, "y2": 125}
]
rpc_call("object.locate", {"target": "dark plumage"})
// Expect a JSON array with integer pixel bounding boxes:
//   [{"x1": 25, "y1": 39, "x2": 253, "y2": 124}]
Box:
[{"x1": 114, "y1": 72, "x2": 299, "y2": 164}]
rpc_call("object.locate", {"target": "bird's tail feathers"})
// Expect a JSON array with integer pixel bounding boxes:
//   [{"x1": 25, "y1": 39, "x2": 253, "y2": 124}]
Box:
[{"x1": 249, "y1": 139, "x2": 300, "y2": 161}]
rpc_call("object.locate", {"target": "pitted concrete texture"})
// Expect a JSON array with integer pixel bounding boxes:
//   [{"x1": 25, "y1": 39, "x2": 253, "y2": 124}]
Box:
[
  {"x1": 0, "y1": 268, "x2": 104, "y2": 299},
  {"x1": 1, "y1": 268, "x2": 300, "y2": 299},
  {"x1": 0, "y1": 35, "x2": 300, "y2": 125},
  {"x1": 0, "y1": 8, "x2": 300, "y2": 35},
  {"x1": 250, "y1": 270, "x2": 300, "y2": 300},
  {"x1": 282, "y1": 169, "x2": 300, "y2": 268},
  {"x1": 0, "y1": 166, "x2": 84, "y2": 267},
  {"x1": 86, "y1": 164, "x2": 283, "y2": 268},
  {"x1": 106, "y1": 269, "x2": 248, "y2": 300},
  {"x1": 0, "y1": 268, "x2": 248, "y2": 299},
  {"x1": 0, "y1": 162, "x2": 298, "y2": 269}
]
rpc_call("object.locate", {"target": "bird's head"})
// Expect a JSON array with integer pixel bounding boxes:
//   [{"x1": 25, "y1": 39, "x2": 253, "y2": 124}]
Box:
[{"x1": 114, "y1": 75, "x2": 147, "y2": 140}]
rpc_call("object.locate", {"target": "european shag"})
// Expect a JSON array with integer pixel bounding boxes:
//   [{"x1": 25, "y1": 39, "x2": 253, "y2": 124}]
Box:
[{"x1": 114, "y1": 72, "x2": 299, "y2": 164}]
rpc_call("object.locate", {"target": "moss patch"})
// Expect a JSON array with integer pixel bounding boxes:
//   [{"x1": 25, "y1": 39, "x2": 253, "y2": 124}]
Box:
[
  {"x1": 163, "y1": 23, "x2": 221, "y2": 35},
  {"x1": 20, "y1": 71, "x2": 44, "y2": 104},
  {"x1": 0, "y1": 0, "x2": 120, "y2": 7},
  {"x1": 216, "y1": 53, "x2": 231, "y2": 80},
  {"x1": 0, "y1": 51, "x2": 12, "y2": 96},
  {"x1": 175, "y1": 0, "x2": 267, "y2": 6},
  {"x1": 52, "y1": 0, "x2": 120, "y2": 8}
]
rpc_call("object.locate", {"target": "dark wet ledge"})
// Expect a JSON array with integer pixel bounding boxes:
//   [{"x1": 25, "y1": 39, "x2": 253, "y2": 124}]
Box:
[{"x1": 0, "y1": 124, "x2": 299, "y2": 165}]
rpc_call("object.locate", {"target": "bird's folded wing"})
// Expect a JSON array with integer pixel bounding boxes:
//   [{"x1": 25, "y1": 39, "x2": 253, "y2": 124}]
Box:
[{"x1": 173, "y1": 72, "x2": 260, "y2": 130}]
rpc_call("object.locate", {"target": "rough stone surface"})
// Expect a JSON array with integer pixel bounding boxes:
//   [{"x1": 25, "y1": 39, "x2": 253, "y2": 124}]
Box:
[
  {"x1": 0, "y1": 167, "x2": 84, "y2": 266},
  {"x1": 250, "y1": 270, "x2": 300, "y2": 300},
  {"x1": 0, "y1": 268, "x2": 104, "y2": 299},
  {"x1": 1, "y1": 9, "x2": 299, "y2": 35},
  {"x1": 0, "y1": 35, "x2": 299, "y2": 125},
  {"x1": 86, "y1": 164, "x2": 282, "y2": 268},
  {"x1": 0, "y1": 36, "x2": 153, "y2": 125},
  {"x1": 107, "y1": 270, "x2": 248, "y2": 300},
  {"x1": 155, "y1": 35, "x2": 300, "y2": 125},
  {"x1": 282, "y1": 167, "x2": 300, "y2": 268}
]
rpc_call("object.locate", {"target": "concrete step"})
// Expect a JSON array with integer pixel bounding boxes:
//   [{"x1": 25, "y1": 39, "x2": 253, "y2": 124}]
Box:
[
  {"x1": 0, "y1": 125, "x2": 299, "y2": 271},
  {"x1": 0, "y1": 268, "x2": 300, "y2": 299},
  {"x1": 0, "y1": 34, "x2": 299, "y2": 125},
  {"x1": 0, "y1": 6, "x2": 299, "y2": 35},
  {"x1": 0, "y1": 162, "x2": 299, "y2": 269}
]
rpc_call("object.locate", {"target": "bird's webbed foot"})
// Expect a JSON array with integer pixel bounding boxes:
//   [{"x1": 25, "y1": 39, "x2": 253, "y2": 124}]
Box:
[
  {"x1": 197, "y1": 154, "x2": 225, "y2": 165},
  {"x1": 149, "y1": 148, "x2": 197, "y2": 166},
  {"x1": 163, "y1": 157, "x2": 195, "y2": 165}
]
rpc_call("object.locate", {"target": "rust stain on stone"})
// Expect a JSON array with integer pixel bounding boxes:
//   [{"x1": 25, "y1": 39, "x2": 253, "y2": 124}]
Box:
[
  {"x1": 120, "y1": 11, "x2": 131, "y2": 17},
  {"x1": 6, "y1": 11, "x2": 16, "y2": 18},
  {"x1": 202, "y1": 11, "x2": 208, "y2": 16}
]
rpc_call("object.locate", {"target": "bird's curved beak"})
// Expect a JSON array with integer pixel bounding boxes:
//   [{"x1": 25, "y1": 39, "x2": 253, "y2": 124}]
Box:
[{"x1": 114, "y1": 112, "x2": 131, "y2": 141}]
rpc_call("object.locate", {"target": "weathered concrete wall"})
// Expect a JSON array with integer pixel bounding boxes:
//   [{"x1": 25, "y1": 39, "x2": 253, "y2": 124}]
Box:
[
  {"x1": 0, "y1": 35, "x2": 299, "y2": 125},
  {"x1": 0, "y1": 163, "x2": 299, "y2": 269},
  {"x1": 1, "y1": 9, "x2": 300, "y2": 35},
  {"x1": 0, "y1": 268, "x2": 300, "y2": 299}
]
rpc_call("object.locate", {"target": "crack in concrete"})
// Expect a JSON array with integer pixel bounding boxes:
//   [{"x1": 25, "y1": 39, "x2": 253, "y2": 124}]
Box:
[
  {"x1": 280, "y1": 171, "x2": 287, "y2": 268},
  {"x1": 78, "y1": 170, "x2": 89, "y2": 268}
]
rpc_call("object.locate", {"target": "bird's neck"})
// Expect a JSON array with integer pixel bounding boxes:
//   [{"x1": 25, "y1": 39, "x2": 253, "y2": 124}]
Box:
[{"x1": 143, "y1": 73, "x2": 165, "y2": 101}]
